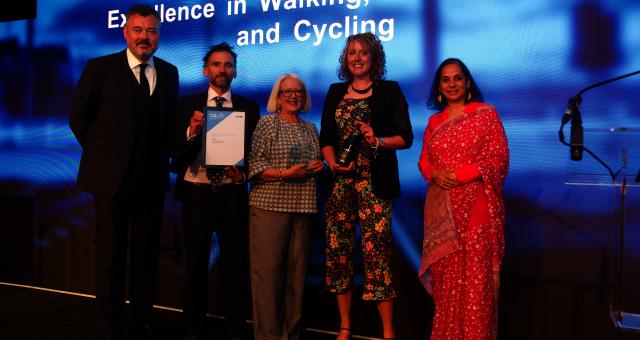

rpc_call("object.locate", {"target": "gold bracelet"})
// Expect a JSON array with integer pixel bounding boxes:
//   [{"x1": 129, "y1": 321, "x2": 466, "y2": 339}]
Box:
[{"x1": 371, "y1": 137, "x2": 379, "y2": 150}]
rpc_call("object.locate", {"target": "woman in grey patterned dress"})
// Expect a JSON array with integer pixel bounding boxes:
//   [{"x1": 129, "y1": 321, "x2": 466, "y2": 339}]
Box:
[{"x1": 248, "y1": 73, "x2": 324, "y2": 340}]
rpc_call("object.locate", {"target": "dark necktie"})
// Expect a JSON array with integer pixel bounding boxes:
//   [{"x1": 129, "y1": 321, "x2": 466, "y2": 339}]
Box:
[
  {"x1": 213, "y1": 96, "x2": 226, "y2": 108},
  {"x1": 209, "y1": 96, "x2": 229, "y2": 188},
  {"x1": 139, "y1": 63, "x2": 150, "y2": 96}
]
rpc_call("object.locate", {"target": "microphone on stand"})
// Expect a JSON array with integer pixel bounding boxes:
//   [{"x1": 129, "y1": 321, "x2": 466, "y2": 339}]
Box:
[
  {"x1": 569, "y1": 99, "x2": 583, "y2": 161},
  {"x1": 569, "y1": 115, "x2": 583, "y2": 161},
  {"x1": 559, "y1": 70, "x2": 640, "y2": 180},
  {"x1": 559, "y1": 69, "x2": 640, "y2": 180},
  {"x1": 561, "y1": 95, "x2": 583, "y2": 161}
]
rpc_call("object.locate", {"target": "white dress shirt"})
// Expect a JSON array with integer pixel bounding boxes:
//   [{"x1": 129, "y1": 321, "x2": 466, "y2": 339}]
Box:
[{"x1": 126, "y1": 48, "x2": 156, "y2": 96}]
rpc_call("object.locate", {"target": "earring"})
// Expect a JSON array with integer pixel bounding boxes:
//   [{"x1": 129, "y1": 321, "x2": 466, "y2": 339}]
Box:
[
  {"x1": 466, "y1": 91, "x2": 471, "y2": 101},
  {"x1": 437, "y1": 92, "x2": 442, "y2": 105}
]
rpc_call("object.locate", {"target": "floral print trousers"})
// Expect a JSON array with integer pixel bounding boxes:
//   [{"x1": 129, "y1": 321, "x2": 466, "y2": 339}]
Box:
[{"x1": 325, "y1": 174, "x2": 396, "y2": 301}]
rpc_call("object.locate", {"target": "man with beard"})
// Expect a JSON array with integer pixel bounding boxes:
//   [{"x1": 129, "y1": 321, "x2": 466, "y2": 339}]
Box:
[
  {"x1": 170, "y1": 42, "x2": 260, "y2": 340},
  {"x1": 69, "y1": 4, "x2": 178, "y2": 339}
]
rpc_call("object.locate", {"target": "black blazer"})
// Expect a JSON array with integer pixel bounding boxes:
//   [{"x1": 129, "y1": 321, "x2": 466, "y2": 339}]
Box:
[
  {"x1": 69, "y1": 50, "x2": 179, "y2": 197},
  {"x1": 319, "y1": 80, "x2": 413, "y2": 199},
  {"x1": 170, "y1": 91, "x2": 260, "y2": 201}
]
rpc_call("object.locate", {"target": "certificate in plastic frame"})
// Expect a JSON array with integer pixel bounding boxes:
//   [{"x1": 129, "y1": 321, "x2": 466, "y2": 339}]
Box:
[{"x1": 203, "y1": 106, "x2": 246, "y2": 168}]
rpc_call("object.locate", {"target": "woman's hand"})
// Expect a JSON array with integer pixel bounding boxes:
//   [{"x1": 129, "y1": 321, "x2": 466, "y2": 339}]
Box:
[
  {"x1": 305, "y1": 160, "x2": 325, "y2": 175},
  {"x1": 431, "y1": 169, "x2": 458, "y2": 190},
  {"x1": 423, "y1": 275, "x2": 433, "y2": 296},
  {"x1": 283, "y1": 163, "x2": 316, "y2": 180},
  {"x1": 354, "y1": 120, "x2": 376, "y2": 146},
  {"x1": 328, "y1": 160, "x2": 355, "y2": 174}
]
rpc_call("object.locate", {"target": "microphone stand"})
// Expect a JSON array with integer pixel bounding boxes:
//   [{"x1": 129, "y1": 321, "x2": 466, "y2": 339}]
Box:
[{"x1": 559, "y1": 69, "x2": 640, "y2": 332}]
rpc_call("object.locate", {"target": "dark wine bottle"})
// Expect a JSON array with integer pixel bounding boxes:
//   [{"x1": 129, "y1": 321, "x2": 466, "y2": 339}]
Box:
[{"x1": 337, "y1": 129, "x2": 362, "y2": 166}]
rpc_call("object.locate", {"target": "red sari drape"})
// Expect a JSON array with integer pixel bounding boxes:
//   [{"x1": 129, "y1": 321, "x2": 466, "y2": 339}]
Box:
[{"x1": 418, "y1": 102, "x2": 509, "y2": 340}]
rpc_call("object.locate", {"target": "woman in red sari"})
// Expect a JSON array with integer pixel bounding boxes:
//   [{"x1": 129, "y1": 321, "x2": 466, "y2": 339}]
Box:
[{"x1": 418, "y1": 58, "x2": 509, "y2": 340}]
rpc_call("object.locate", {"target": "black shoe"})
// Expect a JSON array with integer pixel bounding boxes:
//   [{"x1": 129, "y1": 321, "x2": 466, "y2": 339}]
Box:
[
  {"x1": 226, "y1": 330, "x2": 246, "y2": 340},
  {"x1": 129, "y1": 324, "x2": 160, "y2": 340}
]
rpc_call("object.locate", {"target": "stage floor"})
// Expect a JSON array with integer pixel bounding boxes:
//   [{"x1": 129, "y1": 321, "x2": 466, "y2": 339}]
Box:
[{"x1": 0, "y1": 282, "x2": 383, "y2": 340}]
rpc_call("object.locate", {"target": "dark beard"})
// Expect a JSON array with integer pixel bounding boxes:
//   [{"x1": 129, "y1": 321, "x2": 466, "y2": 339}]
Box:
[{"x1": 212, "y1": 74, "x2": 231, "y2": 88}]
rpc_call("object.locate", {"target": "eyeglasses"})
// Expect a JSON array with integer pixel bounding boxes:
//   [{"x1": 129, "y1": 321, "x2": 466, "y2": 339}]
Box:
[{"x1": 279, "y1": 88, "x2": 305, "y2": 97}]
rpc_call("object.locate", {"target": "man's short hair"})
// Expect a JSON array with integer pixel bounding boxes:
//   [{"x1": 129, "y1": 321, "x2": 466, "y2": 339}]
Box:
[
  {"x1": 203, "y1": 42, "x2": 238, "y2": 67},
  {"x1": 126, "y1": 4, "x2": 160, "y2": 22}
]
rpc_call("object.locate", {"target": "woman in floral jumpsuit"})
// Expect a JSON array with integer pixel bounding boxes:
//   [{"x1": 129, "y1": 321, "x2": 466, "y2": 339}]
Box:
[{"x1": 319, "y1": 32, "x2": 413, "y2": 340}]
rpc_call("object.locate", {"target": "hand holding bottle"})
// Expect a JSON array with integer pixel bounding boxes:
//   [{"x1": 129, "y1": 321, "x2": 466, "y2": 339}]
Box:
[
  {"x1": 328, "y1": 159, "x2": 355, "y2": 174},
  {"x1": 337, "y1": 127, "x2": 362, "y2": 166}
]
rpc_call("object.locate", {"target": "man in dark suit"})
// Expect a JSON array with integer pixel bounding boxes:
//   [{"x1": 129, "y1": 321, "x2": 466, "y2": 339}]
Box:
[
  {"x1": 69, "y1": 4, "x2": 179, "y2": 339},
  {"x1": 170, "y1": 43, "x2": 259, "y2": 340}
]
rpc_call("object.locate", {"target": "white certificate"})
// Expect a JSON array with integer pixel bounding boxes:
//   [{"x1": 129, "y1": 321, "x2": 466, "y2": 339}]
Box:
[{"x1": 203, "y1": 107, "x2": 246, "y2": 168}]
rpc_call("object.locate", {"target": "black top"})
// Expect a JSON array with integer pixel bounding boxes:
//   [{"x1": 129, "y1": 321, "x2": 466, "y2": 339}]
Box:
[{"x1": 320, "y1": 80, "x2": 413, "y2": 199}]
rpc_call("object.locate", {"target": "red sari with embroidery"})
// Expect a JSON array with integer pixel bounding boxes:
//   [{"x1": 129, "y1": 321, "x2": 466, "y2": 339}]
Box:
[{"x1": 418, "y1": 102, "x2": 509, "y2": 340}]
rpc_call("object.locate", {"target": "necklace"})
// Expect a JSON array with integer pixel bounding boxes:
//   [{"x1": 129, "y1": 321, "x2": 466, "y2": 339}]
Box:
[
  {"x1": 351, "y1": 82, "x2": 373, "y2": 94},
  {"x1": 279, "y1": 111, "x2": 301, "y2": 123}
]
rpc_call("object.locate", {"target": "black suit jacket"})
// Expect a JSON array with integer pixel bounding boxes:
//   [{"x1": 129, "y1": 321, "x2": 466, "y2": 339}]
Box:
[
  {"x1": 319, "y1": 80, "x2": 413, "y2": 199},
  {"x1": 170, "y1": 91, "x2": 260, "y2": 201},
  {"x1": 69, "y1": 49, "x2": 179, "y2": 197}
]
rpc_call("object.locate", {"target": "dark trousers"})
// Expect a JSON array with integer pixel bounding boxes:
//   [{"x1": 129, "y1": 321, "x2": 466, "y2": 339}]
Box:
[
  {"x1": 181, "y1": 182, "x2": 249, "y2": 337},
  {"x1": 94, "y1": 188, "x2": 164, "y2": 339}
]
